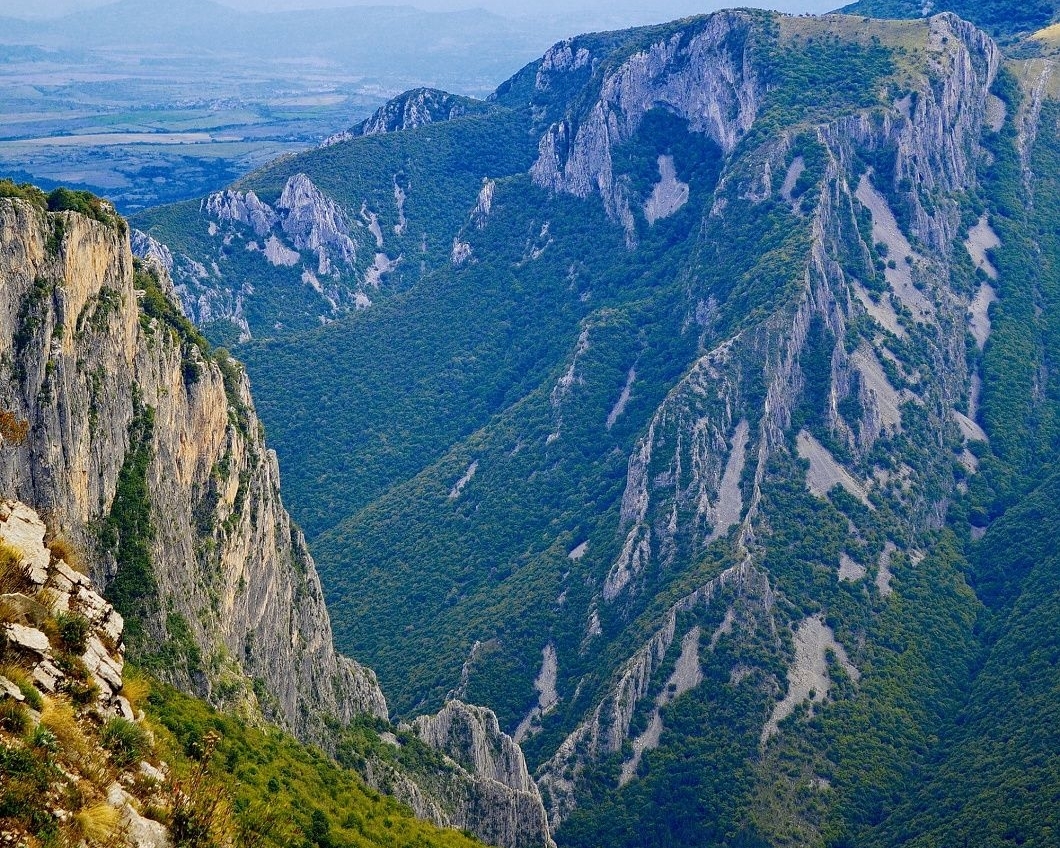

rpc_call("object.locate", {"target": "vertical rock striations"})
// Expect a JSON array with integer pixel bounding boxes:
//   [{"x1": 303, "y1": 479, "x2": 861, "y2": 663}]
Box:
[{"x1": 0, "y1": 198, "x2": 386, "y2": 744}]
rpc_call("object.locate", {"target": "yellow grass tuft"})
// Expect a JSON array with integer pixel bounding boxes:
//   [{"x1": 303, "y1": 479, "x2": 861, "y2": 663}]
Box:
[
  {"x1": 0, "y1": 542, "x2": 27, "y2": 594},
  {"x1": 40, "y1": 698, "x2": 89, "y2": 757},
  {"x1": 121, "y1": 668, "x2": 151, "y2": 712},
  {"x1": 75, "y1": 802, "x2": 121, "y2": 843},
  {"x1": 46, "y1": 535, "x2": 87, "y2": 574}
]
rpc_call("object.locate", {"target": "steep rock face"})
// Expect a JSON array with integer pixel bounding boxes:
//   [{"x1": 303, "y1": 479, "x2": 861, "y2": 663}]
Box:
[
  {"x1": 529, "y1": 11, "x2": 1000, "y2": 826},
  {"x1": 0, "y1": 199, "x2": 387, "y2": 742},
  {"x1": 404, "y1": 701, "x2": 554, "y2": 848},
  {"x1": 531, "y1": 10, "x2": 761, "y2": 240},
  {"x1": 145, "y1": 173, "x2": 377, "y2": 333}
]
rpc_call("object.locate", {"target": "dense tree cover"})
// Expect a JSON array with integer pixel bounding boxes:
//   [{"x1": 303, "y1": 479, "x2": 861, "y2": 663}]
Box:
[
  {"x1": 840, "y1": 0, "x2": 1059, "y2": 38},
  {"x1": 147, "y1": 681, "x2": 485, "y2": 848}
]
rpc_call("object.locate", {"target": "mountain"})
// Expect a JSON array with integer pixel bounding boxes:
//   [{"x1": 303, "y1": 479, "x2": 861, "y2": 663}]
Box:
[
  {"x1": 133, "y1": 6, "x2": 1060, "y2": 847},
  {"x1": 0, "y1": 186, "x2": 555, "y2": 848}
]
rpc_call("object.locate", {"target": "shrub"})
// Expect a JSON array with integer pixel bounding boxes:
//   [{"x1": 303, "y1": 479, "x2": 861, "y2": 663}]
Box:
[
  {"x1": 1, "y1": 667, "x2": 43, "y2": 711},
  {"x1": 121, "y1": 668, "x2": 151, "y2": 712},
  {"x1": 0, "y1": 699, "x2": 29, "y2": 733},
  {"x1": 47, "y1": 535, "x2": 86, "y2": 574},
  {"x1": 41, "y1": 699, "x2": 89, "y2": 756},
  {"x1": 56, "y1": 613, "x2": 91, "y2": 654},
  {"x1": 101, "y1": 716, "x2": 151, "y2": 767}
]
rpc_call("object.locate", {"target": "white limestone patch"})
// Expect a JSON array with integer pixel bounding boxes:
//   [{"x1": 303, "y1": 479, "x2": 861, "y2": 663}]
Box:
[
  {"x1": 208, "y1": 221, "x2": 218, "y2": 237},
  {"x1": 514, "y1": 644, "x2": 560, "y2": 743},
  {"x1": 393, "y1": 178, "x2": 408, "y2": 235},
  {"x1": 965, "y1": 214, "x2": 1000, "y2": 280},
  {"x1": 851, "y1": 347, "x2": 904, "y2": 432},
  {"x1": 875, "y1": 541, "x2": 896, "y2": 597},
  {"x1": 452, "y1": 238, "x2": 472, "y2": 266},
  {"x1": 568, "y1": 541, "x2": 588, "y2": 561},
  {"x1": 263, "y1": 235, "x2": 299, "y2": 267},
  {"x1": 360, "y1": 204, "x2": 384, "y2": 249},
  {"x1": 0, "y1": 501, "x2": 50, "y2": 585},
  {"x1": 606, "y1": 368, "x2": 636, "y2": 430},
  {"x1": 780, "y1": 155, "x2": 805, "y2": 203},
  {"x1": 761, "y1": 616, "x2": 859, "y2": 743},
  {"x1": 838, "y1": 554, "x2": 866, "y2": 583},
  {"x1": 708, "y1": 419, "x2": 749, "y2": 541},
  {"x1": 620, "y1": 626, "x2": 702, "y2": 785},
  {"x1": 604, "y1": 527, "x2": 650, "y2": 601},
  {"x1": 473, "y1": 179, "x2": 496, "y2": 229},
  {"x1": 354, "y1": 291, "x2": 372, "y2": 309},
  {"x1": 301, "y1": 269, "x2": 320, "y2": 291},
  {"x1": 245, "y1": 240, "x2": 260, "y2": 252},
  {"x1": 448, "y1": 461, "x2": 479, "y2": 500},
  {"x1": 853, "y1": 282, "x2": 905, "y2": 338},
  {"x1": 364, "y1": 252, "x2": 400, "y2": 288},
  {"x1": 644, "y1": 155, "x2": 690, "y2": 225},
  {"x1": 986, "y1": 93, "x2": 1007, "y2": 132},
  {"x1": 969, "y1": 283, "x2": 997, "y2": 350},
  {"x1": 856, "y1": 175, "x2": 934, "y2": 321},
  {"x1": 797, "y1": 431, "x2": 872, "y2": 507},
  {"x1": 953, "y1": 410, "x2": 988, "y2": 443}
]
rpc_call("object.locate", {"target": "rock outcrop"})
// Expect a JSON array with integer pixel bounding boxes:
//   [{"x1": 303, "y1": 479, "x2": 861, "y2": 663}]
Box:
[
  {"x1": 323, "y1": 87, "x2": 497, "y2": 146},
  {"x1": 0, "y1": 198, "x2": 387, "y2": 743},
  {"x1": 361, "y1": 701, "x2": 554, "y2": 848}
]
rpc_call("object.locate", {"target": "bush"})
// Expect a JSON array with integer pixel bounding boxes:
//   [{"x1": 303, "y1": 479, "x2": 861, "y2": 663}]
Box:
[
  {"x1": 101, "y1": 716, "x2": 151, "y2": 767},
  {"x1": 0, "y1": 699, "x2": 29, "y2": 733},
  {"x1": 0, "y1": 543, "x2": 27, "y2": 595},
  {"x1": 56, "y1": 613, "x2": 91, "y2": 654}
]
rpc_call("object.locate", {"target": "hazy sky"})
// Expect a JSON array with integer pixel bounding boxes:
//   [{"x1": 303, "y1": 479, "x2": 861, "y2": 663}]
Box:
[{"x1": 1, "y1": 0, "x2": 841, "y2": 20}]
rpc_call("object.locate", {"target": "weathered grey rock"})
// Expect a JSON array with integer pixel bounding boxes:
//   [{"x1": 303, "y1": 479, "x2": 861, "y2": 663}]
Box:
[
  {"x1": 4, "y1": 623, "x2": 51, "y2": 655},
  {"x1": 0, "y1": 592, "x2": 50, "y2": 626},
  {"x1": 32, "y1": 658, "x2": 62, "y2": 692},
  {"x1": 376, "y1": 701, "x2": 555, "y2": 848},
  {"x1": 108, "y1": 783, "x2": 171, "y2": 848},
  {"x1": 277, "y1": 173, "x2": 358, "y2": 275},
  {"x1": 0, "y1": 500, "x2": 49, "y2": 584},
  {"x1": 130, "y1": 230, "x2": 174, "y2": 277},
  {"x1": 202, "y1": 189, "x2": 278, "y2": 238},
  {"x1": 0, "y1": 202, "x2": 388, "y2": 743},
  {"x1": 0, "y1": 674, "x2": 25, "y2": 701}
]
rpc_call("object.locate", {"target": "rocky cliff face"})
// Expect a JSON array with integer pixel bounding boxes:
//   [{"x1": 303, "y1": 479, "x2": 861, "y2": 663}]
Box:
[
  {"x1": 529, "y1": 10, "x2": 1001, "y2": 826},
  {"x1": 142, "y1": 172, "x2": 379, "y2": 335},
  {"x1": 0, "y1": 198, "x2": 387, "y2": 743},
  {"x1": 323, "y1": 87, "x2": 497, "y2": 146},
  {"x1": 361, "y1": 700, "x2": 554, "y2": 848}
]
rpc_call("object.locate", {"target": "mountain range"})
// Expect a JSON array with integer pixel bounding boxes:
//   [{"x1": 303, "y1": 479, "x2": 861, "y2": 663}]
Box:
[{"x1": 3, "y1": 1, "x2": 1060, "y2": 846}]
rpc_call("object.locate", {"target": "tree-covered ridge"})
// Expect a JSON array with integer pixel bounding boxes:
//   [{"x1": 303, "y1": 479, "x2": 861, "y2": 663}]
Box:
[{"x1": 840, "y1": 0, "x2": 1060, "y2": 39}]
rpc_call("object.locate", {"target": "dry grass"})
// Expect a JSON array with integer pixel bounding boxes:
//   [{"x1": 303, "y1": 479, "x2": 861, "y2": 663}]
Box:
[
  {"x1": 41, "y1": 698, "x2": 90, "y2": 757},
  {"x1": 75, "y1": 802, "x2": 121, "y2": 844},
  {"x1": 46, "y1": 535, "x2": 87, "y2": 575},
  {"x1": 121, "y1": 668, "x2": 151, "y2": 712},
  {"x1": 0, "y1": 541, "x2": 28, "y2": 594}
]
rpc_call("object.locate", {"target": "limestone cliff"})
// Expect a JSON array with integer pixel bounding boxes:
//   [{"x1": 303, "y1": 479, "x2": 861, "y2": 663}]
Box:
[
  {"x1": 323, "y1": 87, "x2": 498, "y2": 146},
  {"x1": 359, "y1": 701, "x2": 554, "y2": 848},
  {"x1": 531, "y1": 11, "x2": 1001, "y2": 825},
  {"x1": 0, "y1": 198, "x2": 387, "y2": 743}
]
